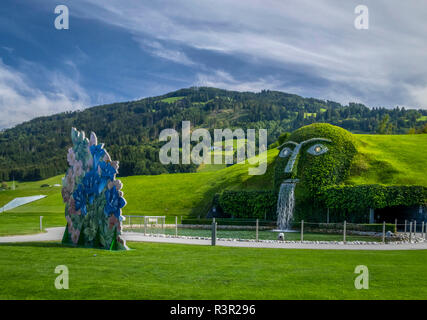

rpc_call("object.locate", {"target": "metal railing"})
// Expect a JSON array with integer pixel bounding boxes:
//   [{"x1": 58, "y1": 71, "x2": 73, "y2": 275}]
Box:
[
  {"x1": 121, "y1": 216, "x2": 427, "y2": 244},
  {"x1": 123, "y1": 215, "x2": 166, "y2": 235}
]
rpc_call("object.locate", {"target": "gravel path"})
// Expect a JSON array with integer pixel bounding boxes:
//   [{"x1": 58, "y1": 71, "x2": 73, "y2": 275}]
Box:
[
  {"x1": 0, "y1": 228, "x2": 426, "y2": 250},
  {"x1": 0, "y1": 227, "x2": 64, "y2": 243},
  {"x1": 124, "y1": 232, "x2": 427, "y2": 251}
]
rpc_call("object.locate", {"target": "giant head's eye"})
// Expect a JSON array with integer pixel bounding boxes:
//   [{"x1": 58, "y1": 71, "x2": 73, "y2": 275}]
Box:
[
  {"x1": 279, "y1": 147, "x2": 292, "y2": 158},
  {"x1": 307, "y1": 144, "x2": 328, "y2": 156}
]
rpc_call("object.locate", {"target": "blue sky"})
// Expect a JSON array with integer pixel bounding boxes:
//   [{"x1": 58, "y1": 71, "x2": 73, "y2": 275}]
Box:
[{"x1": 1, "y1": 0, "x2": 427, "y2": 129}]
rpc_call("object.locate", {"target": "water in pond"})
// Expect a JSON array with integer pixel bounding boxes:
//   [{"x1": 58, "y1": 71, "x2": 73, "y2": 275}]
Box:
[{"x1": 276, "y1": 182, "x2": 296, "y2": 231}]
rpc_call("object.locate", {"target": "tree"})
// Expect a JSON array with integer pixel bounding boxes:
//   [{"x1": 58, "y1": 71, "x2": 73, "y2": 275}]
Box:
[
  {"x1": 377, "y1": 114, "x2": 393, "y2": 134},
  {"x1": 418, "y1": 123, "x2": 427, "y2": 134}
]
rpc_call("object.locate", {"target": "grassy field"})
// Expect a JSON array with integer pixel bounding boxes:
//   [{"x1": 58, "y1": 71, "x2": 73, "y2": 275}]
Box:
[
  {"x1": 350, "y1": 134, "x2": 427, "y2": 186},
  {"x1": 0, "y1": 133, "x2": 426, "y2": 236},
  {"x1": 0, "y1": 149, "x2": 277, "y2": 235},
  {"x1": 0, "y1": 241, "x2": 425, "y2": 299},
  {"x1": 160, "y1": 96, "x2": 185, "y2": 103}
]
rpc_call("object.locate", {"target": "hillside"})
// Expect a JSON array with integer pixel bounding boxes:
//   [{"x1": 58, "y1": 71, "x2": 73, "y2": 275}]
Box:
[
  {"x1": 349, "y1": 134, "x2": 427, "y2": 186},
  {"x1": 1, "y1": 87, "x2": 427, "y2": 181},
  {"x1": 0, "y1": 149, "x2": 277, "y2": 235},
  {"x1": 1, "y1": 132, "x2": 426, "y2": 236}
]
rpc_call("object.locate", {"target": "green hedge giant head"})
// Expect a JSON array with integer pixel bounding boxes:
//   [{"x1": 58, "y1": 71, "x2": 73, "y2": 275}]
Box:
[{"x1": 274, "y1": 123, "x2": 357, "y2": 199}]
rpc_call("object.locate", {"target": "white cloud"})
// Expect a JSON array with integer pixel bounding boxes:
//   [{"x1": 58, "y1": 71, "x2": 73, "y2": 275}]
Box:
[
  {"x1": 137, "y1": 40, "x2": 196, "y2": 66},
  {"x1": 72, "y1": 0, "x2": 427, "y2": 108},
  {"x1": 0, "y1": 60, "x2": 89, "y2": 129},
  {"x1": 196, "y1": 70, "x2": 286, "y2": 93},
  {"x1": 406, "y1": 85, "x2": 427, "y2": 109}
]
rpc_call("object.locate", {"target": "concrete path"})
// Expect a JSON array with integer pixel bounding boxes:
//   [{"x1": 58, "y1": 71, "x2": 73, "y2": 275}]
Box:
[
  {"x1": 124, "y1": 233, "x2": 427, "y2": 251},
  {"x1": 0, "y1": 227, "x2": 64, "y2": 243},
  {"x1": 0, "y1": 228, "x2": 426, "y2": 250}
]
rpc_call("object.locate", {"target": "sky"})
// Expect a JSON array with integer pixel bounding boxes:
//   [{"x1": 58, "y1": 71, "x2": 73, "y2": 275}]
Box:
[{"x1": 1, "y1": 0, "x2": 427, "y2": 129}]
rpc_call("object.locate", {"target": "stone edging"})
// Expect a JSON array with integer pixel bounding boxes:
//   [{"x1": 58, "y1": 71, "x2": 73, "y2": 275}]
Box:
[{"x1": 127, "y1": 232, "x2": 426, "y2": 245}]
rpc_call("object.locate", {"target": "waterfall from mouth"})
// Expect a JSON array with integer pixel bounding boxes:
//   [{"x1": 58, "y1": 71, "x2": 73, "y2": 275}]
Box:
[{"x1": 276, "y1": 182, "x2": 296, "y2": 231}]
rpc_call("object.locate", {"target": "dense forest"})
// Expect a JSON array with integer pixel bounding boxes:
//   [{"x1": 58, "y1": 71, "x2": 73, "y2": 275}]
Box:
[{"x1": 1, "y1": 87, "x2": 426, "y2": 181}]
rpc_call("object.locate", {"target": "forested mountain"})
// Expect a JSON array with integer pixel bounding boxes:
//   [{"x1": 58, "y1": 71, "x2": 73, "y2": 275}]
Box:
[{"x1": 1, "y1": 87, "x2": 426, "y2": 181}]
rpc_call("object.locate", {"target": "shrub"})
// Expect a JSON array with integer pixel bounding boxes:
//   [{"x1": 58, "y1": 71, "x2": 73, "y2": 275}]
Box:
[
  {"x1": 218, "y1": 190, "x2": 276, "y2": 219},
  {"x1": 302, "y1": 223, "x2": 396, "y2": 233},
  {"x1": 321, "y1": 185, "x2": 427, "y2": 212},
  {"x1": 181, "y1": 218, "x2": 276, "y2": 227}
]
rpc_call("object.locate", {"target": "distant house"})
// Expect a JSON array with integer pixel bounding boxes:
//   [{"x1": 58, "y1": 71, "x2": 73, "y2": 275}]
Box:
[{"x1": 210, "y1": 146, "x2": 223, "y2": 151}]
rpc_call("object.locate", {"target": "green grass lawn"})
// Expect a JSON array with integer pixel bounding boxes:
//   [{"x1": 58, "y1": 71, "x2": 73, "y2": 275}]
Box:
[
  {"x1": 304, "y1": 112, "x2": 317, "y2": 118},
  {"x1": 0, "y1": 212, "x2": 65, "y2": 236},
  {"x1": 160, "y1": 96, "x2": 185, "y2": 103},
  {"x1": 0, "y1": 242, "x2": 425, "y2": 299},
  {"x1": 350, "y1": 134, "x2": 427, "y2": 186},
  {"x1": 125, "y1": 227, "x2": 380, "y2": 242},
  {"x1": 0, "y1": 149, "x2": 277, "y2": 235},
  {"x1": 0, "y1": 177, "x2": 66, "y2": 236}
]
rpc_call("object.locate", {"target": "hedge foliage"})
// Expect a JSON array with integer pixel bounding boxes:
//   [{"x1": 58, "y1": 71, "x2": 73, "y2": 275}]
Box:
[
  {"x1": 216, "y1": 185, "x2": 427, "y2": 222},
  {"x1": 322, "y1": 185, "x2": 427, "y2": 211},
  {"x1": 302, "y1": 223, "x2": 396, "y2": 233},
  {"x1": 218, "y1": 190, "x2": 276, "y2": 219},
  {"x1": 274, "y1": 123, "x2": 357, "y2": 195},
  {"x1": 181, "y1": 218, "x2": 276, "y2": 226}
]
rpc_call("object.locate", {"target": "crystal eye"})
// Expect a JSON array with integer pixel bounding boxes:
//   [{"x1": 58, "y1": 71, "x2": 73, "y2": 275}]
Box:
[
  {"x1": 307, "y1": 144, "x2": 328, "y2": 156},
  {"x1": 279, "y1": 147, "x2": 292, "y2": 158}
]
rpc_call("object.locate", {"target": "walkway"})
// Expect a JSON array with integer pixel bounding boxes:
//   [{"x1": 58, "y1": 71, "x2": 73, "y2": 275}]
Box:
[
  {"x1": 124, "y1": 232, "x2": 427, "y2": 251},
  {"x1": 0, "y1": 228, "x2": 426, "y2": 250},
  {"x1": 0, "y1": 227, "x2": 64, "y2": 243}
]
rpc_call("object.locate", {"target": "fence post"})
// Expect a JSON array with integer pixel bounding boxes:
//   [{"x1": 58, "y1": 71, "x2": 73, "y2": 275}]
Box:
[
  {"x1": 382, "y1": 221, "x2": 386, "y2": 243},
  {"x1": 424, "y1": 221, "x2": 426, "y2": 240},
  {"x1": 414, "y1": 221, "x2": 417, "y2": 238},
  {"x1": 144, "y1": 216, "x2": 147, "y2": 236},
  {"x1": 343, "y1": 221, "x2": 346, "y2": 243},
  {"x1": 181, "y1": 216, "x2": 183, "y2": 224},
  {"x1": 422, "y1": 221, "x2": 425, "y2": 240},
  {"x1": 256, "y1": 219, "x2": 259, "y2": 242},
  {"x1": 327, "y1": 208, "x2": 330, "y2": 224},
  {"x1": 211, "y1": 221, "x2": 217, "y2": 246},
  {"x1": 369, "y1": 208, "x2": 375, "y2": 223},
  {"x1": 404, "y1": 220, "x2": 407, "y2": 235},
  {"x1": 175, "y1": 216, "x2": 178, "y2": 237},
  {"x1": 162, "y1": 217, "x2": 164, "y2": 234},
  {"x1": 40, "y1": 216, "x2": 43, "y2": 231},
  {"x1": 409, "y1": 222, "x2": 412, "y2": 242},
  {"x1": 301, "y1": 220, "x2": 304, "y2": 242},
  {"x1": 394, "y1": 219, "x2": 397, "y2": 233}
]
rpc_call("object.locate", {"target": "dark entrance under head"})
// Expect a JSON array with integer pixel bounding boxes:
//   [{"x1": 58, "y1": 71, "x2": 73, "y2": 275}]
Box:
[{"x1": 375, "y1": 205, "x2": 426, "y2": 224}]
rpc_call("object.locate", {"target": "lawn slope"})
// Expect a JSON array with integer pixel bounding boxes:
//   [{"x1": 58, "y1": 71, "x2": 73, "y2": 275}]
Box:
[
  {"x1": 350, "y1": 134, "x2": 427, "y2": 186},
  {"x1": 0, "y1": 149, "x2": 278, "y2": 235}
]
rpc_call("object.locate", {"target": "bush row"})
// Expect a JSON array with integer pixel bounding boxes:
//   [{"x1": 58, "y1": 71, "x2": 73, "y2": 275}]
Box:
[
  {"x1": 321, "y1": 185, "x2": 427, "y2": 211},
  {"x1": 181, "y1": 218, "x2": 276, "y2": 227},
  {"x1": 217, "y1": 190, "x2": 276, "y2": 220},
  {"x1": 301, "y1": 223, "x2": 396, "y2": 233}
]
